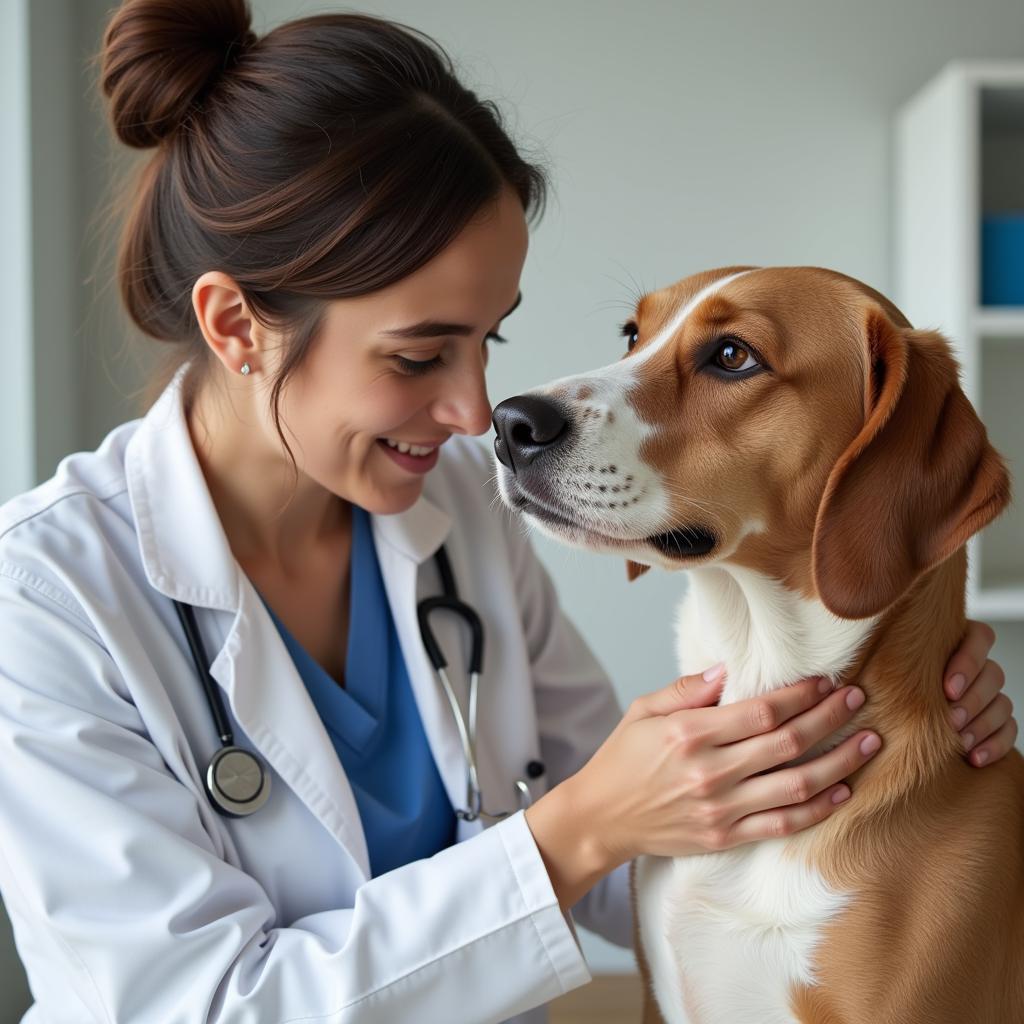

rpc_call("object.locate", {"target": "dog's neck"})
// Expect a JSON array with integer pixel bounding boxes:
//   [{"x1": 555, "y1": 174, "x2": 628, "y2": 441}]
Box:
[
  {"x1": 675, "y1": 563, "x2": 878, "y2": 703},
  {"x1": 675, "y1": 554, "x2": 965, "y2": 803}
]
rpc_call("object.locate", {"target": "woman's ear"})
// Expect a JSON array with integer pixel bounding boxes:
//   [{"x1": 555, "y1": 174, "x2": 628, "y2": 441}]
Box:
[
  {"x1": 191, "y1": 270, "x2": 259, "y2": 375},
  {"x1": 811, "y1": 307, "x2": 1010, "y2": 620}
]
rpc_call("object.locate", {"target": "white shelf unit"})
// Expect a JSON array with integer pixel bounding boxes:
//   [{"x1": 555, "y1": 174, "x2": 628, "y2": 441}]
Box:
[{"x1": 896, "y1": 61, "x2": 1024, "y2": 621}]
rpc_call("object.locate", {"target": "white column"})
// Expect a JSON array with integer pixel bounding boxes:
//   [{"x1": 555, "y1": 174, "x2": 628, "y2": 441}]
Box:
[{"x1": 0, "y1": 0, "x2": 35, "y2": 503}]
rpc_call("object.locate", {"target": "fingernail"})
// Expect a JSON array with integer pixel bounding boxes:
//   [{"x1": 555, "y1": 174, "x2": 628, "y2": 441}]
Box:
[
  {"x1": 703, "y1": 662, "x2": 726, "y2": 683},
  {"x1": 817, "y1": 677, "x2": 833, "y2": 694},
  {"x1": 974, "y1": 749, "x2": 989, "y2": 766},
  {"x1": 948, "y1": 673, "x2": 967, "y2": 700},
  {"x1": 962, "y1": 732, "x2": 975, "y2": 751},
  {"x1": 950, "y1": 707, "x2": 968, "y2": 729},
  {"x1": 860, "y1": 734, "x2": 881, "y2": 756},
  {"x1": 831, "y1": 785, "x2": 851, "y2": 804},
  {"x1": 845, "y1": 687, "x2": 865, "y2": 711}
]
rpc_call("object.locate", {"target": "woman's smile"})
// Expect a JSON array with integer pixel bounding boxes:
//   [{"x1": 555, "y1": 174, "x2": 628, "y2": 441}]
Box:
[{"x1": 376, "y1": 436, "x2": 445, "y2": 474}]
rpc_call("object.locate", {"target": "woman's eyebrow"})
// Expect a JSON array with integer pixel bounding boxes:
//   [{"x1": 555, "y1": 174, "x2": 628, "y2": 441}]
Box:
[{"x1": 380, "y1": 292, "x2": 522, "y2": 339}]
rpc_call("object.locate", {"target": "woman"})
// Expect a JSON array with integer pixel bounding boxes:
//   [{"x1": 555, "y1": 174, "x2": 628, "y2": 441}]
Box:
[{"x1": 0, "y1": 3, "x2": 1016, "y2": 1022}]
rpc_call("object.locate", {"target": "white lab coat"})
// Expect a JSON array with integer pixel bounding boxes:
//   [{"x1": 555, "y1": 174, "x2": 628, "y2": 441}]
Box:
[{"x1": 0, "y1": 367, "x2": 633, "y2": 1023}]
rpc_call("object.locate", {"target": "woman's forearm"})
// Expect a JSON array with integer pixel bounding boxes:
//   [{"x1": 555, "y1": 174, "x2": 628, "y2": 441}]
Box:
[{"x1": 524, "y1": 778, "x2": 616, "y2": 912}]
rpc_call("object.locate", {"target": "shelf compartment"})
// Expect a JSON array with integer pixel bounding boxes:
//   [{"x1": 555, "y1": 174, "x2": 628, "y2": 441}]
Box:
[
  {"x1": 979, "y1": 87, "x2": 1024, "y2": 307},
  {"x1": 974, "y1": 308, "x2": 1024, "y2": 335},
  {"x1": 969, "y1": 585, "x2": 1024, "y2": 620},
  {"x1": 974, "y1": 335, "x2": 1024, "y2": 604}
]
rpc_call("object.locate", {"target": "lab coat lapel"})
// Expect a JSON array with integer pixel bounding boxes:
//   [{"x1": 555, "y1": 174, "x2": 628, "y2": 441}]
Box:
[
  {"x1": 372, "y1": 498, "x2": 485, "y2": 840},
  {"x1": 208, "y1": 584, "x2": 372, "y2": 880}
]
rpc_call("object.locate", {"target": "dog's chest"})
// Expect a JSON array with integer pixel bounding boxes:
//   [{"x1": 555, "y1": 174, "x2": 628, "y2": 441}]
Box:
[
  {"x1": 635, "y1": 568, "x2": 868, "y2": 1023},
  {"x1": 636, "y1": 843, "x2": 850, "y2": 1024}
]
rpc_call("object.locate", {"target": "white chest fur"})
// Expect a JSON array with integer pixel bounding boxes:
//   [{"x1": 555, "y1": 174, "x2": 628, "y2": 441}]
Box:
[
  {"x1": 638, "y1": 565, "x2": 875, "y2": 1023},
  {"x1": 636, "y1": 842, "x2": 850, "y2": 1024},
  {"x1": 673, "y1": 564, "x2": 877, "y2": 705}
]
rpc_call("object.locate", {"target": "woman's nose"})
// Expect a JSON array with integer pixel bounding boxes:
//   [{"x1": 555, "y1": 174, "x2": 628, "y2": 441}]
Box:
[{"x1": 433, "y1": 361, "x2": 493, "y2": 436}]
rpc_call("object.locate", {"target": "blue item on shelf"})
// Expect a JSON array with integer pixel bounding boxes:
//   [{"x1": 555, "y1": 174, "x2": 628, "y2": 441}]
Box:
[{"x1": 981, "y1": 213, "x2": 1024, "y2": 306}]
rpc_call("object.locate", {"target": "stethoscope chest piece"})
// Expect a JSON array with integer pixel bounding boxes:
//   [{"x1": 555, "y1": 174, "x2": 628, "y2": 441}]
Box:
[{"x1": 206, "y1": 745, "x2": 271, "y2": 818}]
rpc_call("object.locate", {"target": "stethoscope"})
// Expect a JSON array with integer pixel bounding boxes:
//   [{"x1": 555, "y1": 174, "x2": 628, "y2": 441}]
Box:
[
  {"x1": 172, "y1": 544, "x2": 543, "y2": 822},
  {"x1": 416, "y1": 545, "x2": 543, "y2": 822}
]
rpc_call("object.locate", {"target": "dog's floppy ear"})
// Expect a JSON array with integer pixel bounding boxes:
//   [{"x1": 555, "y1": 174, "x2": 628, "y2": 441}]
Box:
[
  {"x1": 811, "y1": 307, "x2": 1010, "y2": 620},
  {"x1": 626, "y1": 560, "x2": 651, "y2": 581}
]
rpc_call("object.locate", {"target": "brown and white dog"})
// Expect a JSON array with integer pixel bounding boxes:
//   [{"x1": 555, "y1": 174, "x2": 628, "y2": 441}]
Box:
[{"x1": 492, "y1": 266, "x2": 1023, "y2": 1024}]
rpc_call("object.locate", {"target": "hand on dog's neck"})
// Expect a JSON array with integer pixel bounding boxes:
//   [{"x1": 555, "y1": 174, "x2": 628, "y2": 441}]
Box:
[{"x1": 676, "y1": 553, "x2": 965, "y2": 802}]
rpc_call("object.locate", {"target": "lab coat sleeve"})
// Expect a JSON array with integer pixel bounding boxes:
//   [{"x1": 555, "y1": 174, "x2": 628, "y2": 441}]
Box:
[
  {"x1": 501, "y1": 522, "x2": 635, "y2": 950},
  {"x1": 0, "y1": 569, "x2": 592, "y2": 1023}
]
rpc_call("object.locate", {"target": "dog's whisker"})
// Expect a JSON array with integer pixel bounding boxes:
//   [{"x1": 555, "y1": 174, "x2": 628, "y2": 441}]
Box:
[{"x1": 657, "y1": 483, "x2": 743, "y2": 525}]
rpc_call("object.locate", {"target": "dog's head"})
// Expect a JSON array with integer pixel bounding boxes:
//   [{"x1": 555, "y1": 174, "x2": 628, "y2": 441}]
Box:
[{"x1": 494, "y1": 266, "x2": 1010, "y2": 619}]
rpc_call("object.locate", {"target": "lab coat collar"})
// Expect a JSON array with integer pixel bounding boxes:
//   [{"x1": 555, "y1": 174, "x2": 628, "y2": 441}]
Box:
[
  {"x1": 125, "y1": 364, "x2": 240, "y2": 610},
  {"x1": 371, "y1": 486, "x2": 452, "y2": 567}
]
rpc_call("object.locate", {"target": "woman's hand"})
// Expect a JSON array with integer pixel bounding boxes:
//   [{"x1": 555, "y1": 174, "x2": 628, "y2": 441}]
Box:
[
  {"x1": 525, "y1": 668, "x2": 880, "y2": 910},
  {"x1": 943, "y1": 619, "x2": 1018, "y2": 767}
]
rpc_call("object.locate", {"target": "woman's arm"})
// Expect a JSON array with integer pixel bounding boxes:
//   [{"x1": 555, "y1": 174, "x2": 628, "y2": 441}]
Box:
[{"x1": 0, "y1": 573, "x2": 590, "y2": 1023}]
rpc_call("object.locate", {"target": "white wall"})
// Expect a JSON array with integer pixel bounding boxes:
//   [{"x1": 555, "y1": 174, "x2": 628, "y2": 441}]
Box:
[{"x1": 2, "y1": 2, "x2": 1023, "y2": 1014}]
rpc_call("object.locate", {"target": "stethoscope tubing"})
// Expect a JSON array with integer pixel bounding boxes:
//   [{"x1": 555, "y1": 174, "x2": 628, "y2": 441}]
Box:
[
  {"x1": 175, "y1": 543, "x2": 537, "y2": 822},
  {"x1": 417, "y1": 546, "x2": 532, "y2": 822},
  {"x1": 173, "y1": 600, "x2": 234, "y2": 746}
]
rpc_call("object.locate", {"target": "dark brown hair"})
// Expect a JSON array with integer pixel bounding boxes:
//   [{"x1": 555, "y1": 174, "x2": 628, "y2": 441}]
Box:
[{"x1": 97, "y1": 0, "x2": 546, "y2": 445}]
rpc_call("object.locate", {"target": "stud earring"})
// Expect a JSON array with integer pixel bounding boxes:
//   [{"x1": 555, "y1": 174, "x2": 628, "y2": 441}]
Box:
[{"x1": 240, "y1": 362, "x2": 251, "y2": 376}]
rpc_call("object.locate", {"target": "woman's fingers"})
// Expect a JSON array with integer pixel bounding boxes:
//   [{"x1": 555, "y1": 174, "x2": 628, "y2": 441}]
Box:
[
  {"x1": 725, "y1": 729, "x2": 881, "y2": 827},
  {"x1": 946, "y1": 659, "x2": 1003, "y2": 733},
  {"x1": 674, "y1": 676, "x2": 832, "y2": 747},
  {"x1": 721, "y1": 783, "x2": 853, "y2": 848},
  {"x1": 960, "y1": 692, "x2": 1014, "y2": 757},
  {"x1": 719, "y1": 685, "x2": 869, "y2": 780},
  {"x1": 948, "y1": 658, "x2": 1005, "y2": 733},
  {"x1": 967, "y1": 716, "x2": 1019, "y2": 768},
  {"x1": 943, "y1": 619, "x2": 996, "y2": 701},
  {"x1": 625, "y1": 665, "x2": 727, "y2": 722}
]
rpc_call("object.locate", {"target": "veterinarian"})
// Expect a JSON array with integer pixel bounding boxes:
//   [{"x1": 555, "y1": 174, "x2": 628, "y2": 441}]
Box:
[{"x1": 0, "y1": 4, "x2": 1017, "y2": 1023}]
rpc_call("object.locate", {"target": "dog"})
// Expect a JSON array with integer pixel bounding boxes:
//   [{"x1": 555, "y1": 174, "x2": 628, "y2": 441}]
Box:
[{"x1": 492, "y1": 266, "x2": 1023, "y2": 1024}]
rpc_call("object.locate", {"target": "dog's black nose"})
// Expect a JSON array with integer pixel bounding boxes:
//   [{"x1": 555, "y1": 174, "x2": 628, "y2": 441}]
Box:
[{"x1": 492, "y1": 395, "x2": 569, "y2": 472}]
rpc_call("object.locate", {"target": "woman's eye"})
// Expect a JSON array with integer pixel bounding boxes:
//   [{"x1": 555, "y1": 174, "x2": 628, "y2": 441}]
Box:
[
  {"x1": 394, "y1": 355, "x2": 444, "y2": 376},
  {"x1": 621, "y1": 320, "x2": 640, "y2": 352},
  {"x1": 485, "y1": 331, "x2": 508, "y2": 344},
  {"x1": 713, "y1": 338, "x2": 759, "y2": 372}
]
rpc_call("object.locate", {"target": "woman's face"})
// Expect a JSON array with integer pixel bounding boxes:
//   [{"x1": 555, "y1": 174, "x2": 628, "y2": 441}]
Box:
[{"x1": 268, "y1": 187, "x2": 529, "y2": 515}]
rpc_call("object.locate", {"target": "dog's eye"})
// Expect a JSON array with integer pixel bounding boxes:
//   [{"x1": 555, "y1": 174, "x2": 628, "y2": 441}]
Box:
[
  {"x1": 714, "y1": 338, "x2": 758, "y2": 372},
  {"x1": 621, "y1": 320, "x2": 640, "y2": 352}
]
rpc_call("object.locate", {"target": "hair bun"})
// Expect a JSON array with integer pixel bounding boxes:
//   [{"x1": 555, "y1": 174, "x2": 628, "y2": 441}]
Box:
[{"x1": 100, "y1": 0, "x2": 255, "y2": 149}]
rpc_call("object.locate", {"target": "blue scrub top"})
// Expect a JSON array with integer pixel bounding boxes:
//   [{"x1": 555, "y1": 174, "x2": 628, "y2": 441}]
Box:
[{"x1": 260, "y1": 506, "x2": 456, "y2": 877}]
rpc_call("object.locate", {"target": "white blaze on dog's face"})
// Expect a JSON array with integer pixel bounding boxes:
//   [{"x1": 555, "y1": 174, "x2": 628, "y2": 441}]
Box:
[{"x1": 493, "y1": 264, "x2": 1009, "y2": 613}]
